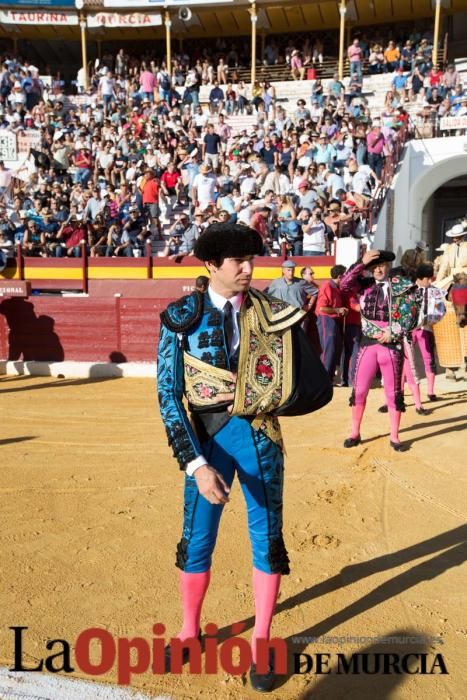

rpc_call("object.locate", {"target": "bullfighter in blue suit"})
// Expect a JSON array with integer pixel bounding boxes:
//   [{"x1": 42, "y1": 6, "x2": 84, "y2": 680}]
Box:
[{"x1": 157, "y1": 223, "x2": 331, "y2": 691}]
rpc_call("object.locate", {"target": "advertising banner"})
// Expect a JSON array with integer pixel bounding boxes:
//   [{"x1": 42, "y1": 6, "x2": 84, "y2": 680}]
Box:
[
  {"x1": 87, "y1": 12, "x2": 162, "y2": 28},
  {"x1": 0, "y1": 9, "x2": 78, "y2": 25}
]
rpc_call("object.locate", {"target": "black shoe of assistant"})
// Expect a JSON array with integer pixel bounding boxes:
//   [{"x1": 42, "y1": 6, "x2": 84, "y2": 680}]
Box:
[
  {"x1": 416, "y1": 407, "x2": 430, "y2": 416},
  {"x1": 343, "y1": 436, "x2": 361, "y2": 448},
  {"x1": 378, "y1": 405, "x2": 389, "y2": 413},
  {"x1": 428, "y1": 394, "x2": 438, "y2": 402},
  {"x1": 390, "y1": 441, "x2": 408, "y2": 452}
]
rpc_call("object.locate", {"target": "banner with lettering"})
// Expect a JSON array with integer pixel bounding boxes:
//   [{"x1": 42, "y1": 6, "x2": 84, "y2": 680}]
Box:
[
  {"x1": 0, "y1": 9, "x2": 78, "y2": 25},
  {"x1": 103, "y1": 0, "x2": 233, "y2": 7},
  {"x1": 439, "y1": 116, "x2": 467, "y2": 130},
  {"x1": 87, "y1": 12, "x2": 162, "y2": 28}
]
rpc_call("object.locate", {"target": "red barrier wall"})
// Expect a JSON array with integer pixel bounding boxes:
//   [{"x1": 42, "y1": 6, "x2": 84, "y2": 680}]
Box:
[{"x1": 0, "y1": 296, "x2": 166, "y2": 363}]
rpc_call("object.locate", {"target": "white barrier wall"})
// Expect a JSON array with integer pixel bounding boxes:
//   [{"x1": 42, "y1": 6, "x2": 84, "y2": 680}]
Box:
[{"x1": 376, "y1": 137, "x2": 467, "y2": 261}]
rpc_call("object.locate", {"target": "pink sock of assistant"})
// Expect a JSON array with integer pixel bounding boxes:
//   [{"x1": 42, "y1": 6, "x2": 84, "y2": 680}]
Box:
[
  {"x1": 177, "y1": 570, "x2": 211, "y2": 641},
  {"x1": 406, "y1": 379, "x2": 422, "y2": 409},
  {"x1": 426, "y1": 372, "x2": 436, "y2": 396},
  {"x1": 251, "y1": 568, "x2": 281, "y2": 664},
  {"x1": 350, "y1": 403, "x2": 365, "y2": 439},
  {"x1": 389, "y1": 409, "x2": 401, "y2": 443}
]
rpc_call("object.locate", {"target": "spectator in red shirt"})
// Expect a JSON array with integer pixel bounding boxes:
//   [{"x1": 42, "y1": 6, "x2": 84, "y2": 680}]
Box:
[
  {"x1": 316, "y1": 264, "x2": 348, "y2": 379},
  {"x1": 160, "y1": 161, "x2": 182, "y2": 223},
  {"x1": 73, "y1": 148, "x2": 92, "y2": 187},
  {"x1": 250, "y1": 206, "x2": 271, "y2": 253},
  {"x1": 141, "y1": 169, "x2": 161, "y2": 236},
  {"x1": 56, "y1": 215, "x2": 88, "y2": 257}
]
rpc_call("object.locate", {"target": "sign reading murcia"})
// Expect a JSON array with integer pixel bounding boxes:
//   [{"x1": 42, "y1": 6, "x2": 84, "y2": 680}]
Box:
[
  {"x1": 104, "y1": 0, "x2": 233, "y2": 6},
  {"x1": 0, "y1": 10, "x2": 78, "y2": 25},
  {"x1": 87, "y1": 12, "x2": 162, "y2": 28},
  {"x1": 0, "y1": 130, "x2": 17, "y2": 162}
]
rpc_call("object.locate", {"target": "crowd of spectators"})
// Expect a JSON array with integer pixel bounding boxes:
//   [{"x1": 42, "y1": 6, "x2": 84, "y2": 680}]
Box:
[{"x1": 0, "y1": 20, "x2": 463, "y2": 261}]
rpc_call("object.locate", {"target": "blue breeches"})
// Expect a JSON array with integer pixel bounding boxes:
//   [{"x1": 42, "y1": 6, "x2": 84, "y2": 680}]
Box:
[{"x1": 176, "y1": 416, "x2": 289, "y2": 575}]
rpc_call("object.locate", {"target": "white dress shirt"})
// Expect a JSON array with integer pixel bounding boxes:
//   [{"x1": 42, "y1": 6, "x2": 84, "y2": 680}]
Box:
[{"x1": 185, "y1": 286, "x2": 243, "y2": 476}]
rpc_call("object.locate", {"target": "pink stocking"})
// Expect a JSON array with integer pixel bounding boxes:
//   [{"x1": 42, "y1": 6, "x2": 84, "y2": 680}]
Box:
[
  {"x1": 251, "y1": 568, "x2": 281, "y2": 663},
  {"x1": 350, "y1": 403, "x2": 365, "y2": 439},
  {"x1": 177, "y1": 570, "x2": 211, "y2": 641},
  {"x1": 407, "y1": 379, "x2": 422, "y2": 409},
  {"x1": 389, "y1": 409, "x2": 401, "y2": 443},
  {"x1": 426, "y1": 372, "x2": 436, "y2": 396}
]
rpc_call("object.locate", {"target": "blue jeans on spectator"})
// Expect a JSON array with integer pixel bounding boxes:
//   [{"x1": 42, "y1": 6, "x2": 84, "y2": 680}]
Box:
[
  {"x1": 368, "y1": 152, "x2": 384, "y2": 180},
  {"x1": 103, "y1": 94, "x2": 114, "y2": 111},
  {"x1": 356, "y1": 142, "x2": 367, "y2": 166},
  {"x1": 303, "y1": 250, "x2": 325, "y2": 256},
  {"x1": 350, "y1": 60, "x2": 362, "y2": 81},
  {"x1": 237, "y1": 96, "x2": 248, "y2": 113},
  {"x1": 288, "y1": 240, "x2": 303, "y2": 256},
  {"x1": 56, "y1": 245, "x2": 81, "y2": 257},
  {"x1": 384, "y1": 61, "x2": 399, "y2": 73},
  {"x1": 311, "y1": 93, "x2": 324, "y2": 106},
  {"x1": 226, "y1": 99, "x2": 237, "y2": 115},
  {"x1": 74, "y1": 168, "x2": 92, "y2": 187}
]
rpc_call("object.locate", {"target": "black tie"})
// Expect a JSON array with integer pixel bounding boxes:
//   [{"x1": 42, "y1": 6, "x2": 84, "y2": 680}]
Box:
[
  {"x1": 223, "y1": 301, "x2": 234, "y2": 355},
  {"x1": 423, "y1": 288, "x2": 429, "y2": 316}
]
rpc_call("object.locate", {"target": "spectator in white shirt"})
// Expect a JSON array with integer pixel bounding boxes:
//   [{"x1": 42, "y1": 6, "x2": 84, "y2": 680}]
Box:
[
  {"x1": 192, "y1": 163, "x2": 217, "y2": 210},
  {"x1": 98, "y1": 71, "x2": 116, "y2": 115}
]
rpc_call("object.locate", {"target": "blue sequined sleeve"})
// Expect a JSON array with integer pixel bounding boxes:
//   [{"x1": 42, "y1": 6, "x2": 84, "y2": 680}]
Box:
[{"x1": 157, "y1": 323, "x2": 203, "y2": 470}]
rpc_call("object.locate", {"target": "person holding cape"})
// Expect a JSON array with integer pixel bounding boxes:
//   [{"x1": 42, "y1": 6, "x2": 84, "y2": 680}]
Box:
[{"x1": 157, "y1": 223, "x2": 332, "y2": 691}]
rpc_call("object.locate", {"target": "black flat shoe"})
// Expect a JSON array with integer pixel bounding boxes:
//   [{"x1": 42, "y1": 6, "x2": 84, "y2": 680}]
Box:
[
  {"x1": 390, "y1": 441, "x2": 407, "y2": 452},
  {"x1": 416, "y1": 407, "x2": 430, "y2": 416},
  {"x1": 378, "y1": 405, "x2": 388, "y2": 413},
  {"x1": 343, "y1": 436, "x2": 361, "y2": 448},
  {"x1": 250, "y1": 652, "x2": 276, "y2": 693},
  {"x1": 164, "y1": 633, "x2": 202, "y2": 672},
  {"x1": 428, "y1": 394, "x2": 438, "y2": 402}
]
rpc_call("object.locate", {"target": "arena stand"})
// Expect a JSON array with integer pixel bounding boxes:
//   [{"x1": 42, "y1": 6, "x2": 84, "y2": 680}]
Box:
[{"x1": 0, "y1": 30, "x2": 465, "y2": 367}]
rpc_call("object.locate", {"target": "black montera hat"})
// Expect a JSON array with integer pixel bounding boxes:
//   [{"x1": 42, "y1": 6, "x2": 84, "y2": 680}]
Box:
[
  {"x1": 365, "y1": 250, "x2": 396, "y2": 268},
  {"x1": 194, "y1": 223, "x2": 264, "y2": 262}
]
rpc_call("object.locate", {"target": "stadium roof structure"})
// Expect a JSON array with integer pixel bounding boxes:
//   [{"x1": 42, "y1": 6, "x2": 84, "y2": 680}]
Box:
[{"x1": 1, "y1": 0, "x2": 467, "y2": 41}]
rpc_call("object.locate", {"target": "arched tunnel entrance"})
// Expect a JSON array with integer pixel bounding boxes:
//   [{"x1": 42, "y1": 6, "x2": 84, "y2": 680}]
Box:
[{"x1": 422, "y1": 175, "x2": 467, "y2": 248}]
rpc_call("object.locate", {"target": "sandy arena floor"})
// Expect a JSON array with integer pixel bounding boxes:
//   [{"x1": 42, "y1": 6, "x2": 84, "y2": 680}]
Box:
[{"x1": 0, "y1": 374, "x2": 466, "y2": 700}]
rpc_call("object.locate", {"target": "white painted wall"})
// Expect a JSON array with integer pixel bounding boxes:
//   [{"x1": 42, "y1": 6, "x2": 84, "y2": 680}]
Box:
[{"x1": 376, "y1": 137, "x2": 467, "y2": 261}]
